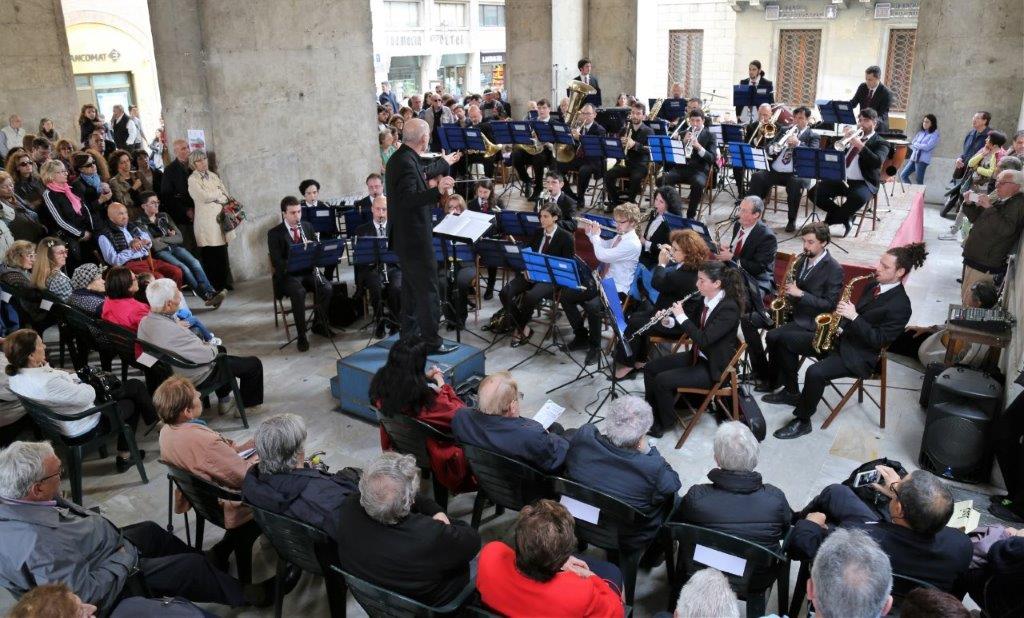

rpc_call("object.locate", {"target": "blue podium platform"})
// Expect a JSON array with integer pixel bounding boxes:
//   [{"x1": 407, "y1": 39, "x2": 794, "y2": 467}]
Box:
[{"x1": 331, "y1": 335, "x2": 485, "y2": 423}]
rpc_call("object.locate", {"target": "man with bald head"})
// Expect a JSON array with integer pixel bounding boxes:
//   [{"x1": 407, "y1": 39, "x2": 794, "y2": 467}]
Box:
[
  {"x1": 354, "y1": 195, "x2": 402, "y2": 339},
  {"x1": 98, "y1": 201, "x2": 183, "y2": 286},
  {"x1": 461, "y1": 104, "x2": 498, "y2": 180}
]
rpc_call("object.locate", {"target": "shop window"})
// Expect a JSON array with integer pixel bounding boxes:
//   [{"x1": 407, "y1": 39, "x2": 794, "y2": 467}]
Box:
[
  {"x1": 75, "y1": 72, "x2": 135, "y2": 119},
  {"x1": 885, "y1": 29, "x2": 917, "y2": 113},
  {"x1": 776, "y1": 29, "x2": 821, "y2": 107},
  {"x1": 385, "y1": 1, "x2": 421, "y2": 28},
  {"x1": 436, "y1": 2, "x2": 467, "y2": 27},
  {"x1": 479, "y1": 3, "x2": 505, "y2": 27},
  {"x1": 667, "y1": 30, "x2": 703, "y2": 98}
]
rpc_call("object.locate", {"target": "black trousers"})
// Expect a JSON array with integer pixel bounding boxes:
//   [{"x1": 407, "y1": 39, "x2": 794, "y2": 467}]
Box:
[
  {"x1": 439, "y1": 265, "x2": 476, "y2": 325},
  {"x1": 795, "y1": 354, "x2": 857, "y2": 421},
  {"x1": 358, "y1": 265, "x2": 402, "y2": 320},
  {"x1": 282, "y1": 273, "x2": 332, "y2": 336},
  {"x1": 105, "y1": 379, "x2": 157, "y2": 452},
  {"x1": 995, "y1": 390, "x2": 1024, "y2": 506},
  {"x1": 765, "y1": 322, "x2": 816, "y2": 393},
  {"x1": 559, "y1": 287, "x2": 603, "y2": 348},
  {"x1": 499, "y1": 274, "x2": 554, "y2": 331},
  {"x1": 460, "y1": 152, "x2": 497, "y2": 181},
  {"x1": 813, "y1": 180, "x2": 874, "y2": 226},
  {"x1": 558, "y1": 157, "x2": 604, "y2": 204},
  {"x1": 121, "y1": 520, "x2": 245, "y2": 606},
  {"x1": 604, "y1": 162, "x2": 646, "y2": 204},
  {"x1": 659, "y1": 165, "x2": 707, "y2": 218},
  {"x1": 198, "y1": 354, "x2": 264, "y2": 408},
  {"x1": 740, "y1": 316, "x2": 768, "y2": 384},
  {"x1": 733, "y1": 166, "x2": 747, "y2": 198},
  {"x1": 398, "y1": 252, "x2": 442, "y2": 348},
  {"x1": 644, "y1": 351, "x2": 713, "y2": 430},
  {"x1": 748, "y1": 170, "x2": 807, "y2": 223},
  {"x1": 511, "y1": 149, "x2": 550, "y2": 195},
  {"x1": 199, "y1": 245, "x2": 231, "y2": 291}
]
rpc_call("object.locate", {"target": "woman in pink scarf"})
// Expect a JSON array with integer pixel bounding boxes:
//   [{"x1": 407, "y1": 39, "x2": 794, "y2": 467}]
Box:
[{"x1": 39, "y1": 159, "x2": 97, "y2": 271}]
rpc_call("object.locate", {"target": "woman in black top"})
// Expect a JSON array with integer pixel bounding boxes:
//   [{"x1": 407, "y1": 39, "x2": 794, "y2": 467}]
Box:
[
  {"x1": 39, "y1": 160, "x2": 97, "y2": 271},
  {"x1": 69, "y1": 152, "x2": 112, "y2": 216}
]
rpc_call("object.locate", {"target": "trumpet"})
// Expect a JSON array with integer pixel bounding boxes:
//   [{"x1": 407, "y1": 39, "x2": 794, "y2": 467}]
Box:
[
  {"x1": 575, "y1": 217, "x2": 618, "y2": 234},
  {"x1": 681, "y1": 128, "x2": 695, "y2": 159},
  {"x1": 834, "y1": 128, "x2": 865, "y2": 151},
  {"x1": 768, "y1": 125, "x2": 800, "y2": 156}
]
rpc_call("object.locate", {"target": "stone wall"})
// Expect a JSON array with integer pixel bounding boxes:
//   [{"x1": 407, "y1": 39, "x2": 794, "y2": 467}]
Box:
[
  {"x1": 586, "y1": 0, "x2": 637, "y2": 106},
  {"x1": 149, "y1": 0, "x2": 379, "y2": 280}
]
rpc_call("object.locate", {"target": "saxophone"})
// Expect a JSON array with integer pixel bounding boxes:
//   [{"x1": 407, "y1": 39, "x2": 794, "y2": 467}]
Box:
[
  {"x1": 812, "y1": 274, "x2": 875, "y2": 354},
  {"x1": 770, "y1": 254, "x2": 803, "y2": 328}
]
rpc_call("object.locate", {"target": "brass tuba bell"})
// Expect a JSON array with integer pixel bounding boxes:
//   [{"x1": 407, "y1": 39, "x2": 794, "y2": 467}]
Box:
[{"x1": 555, "y1": 80, "x2": 599, "y2": 163}]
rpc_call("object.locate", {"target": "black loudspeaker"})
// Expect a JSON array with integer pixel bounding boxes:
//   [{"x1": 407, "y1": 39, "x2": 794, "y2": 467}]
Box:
[{"x1": 919, "y1": 366, "x2": 1002, "y2": 484}]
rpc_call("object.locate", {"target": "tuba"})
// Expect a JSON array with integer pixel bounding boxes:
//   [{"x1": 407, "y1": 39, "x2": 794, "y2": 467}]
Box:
[
  {"x1": 555, "y1": 80, "x2": 599, "y2": 163},
  {"x1": 770, "y1": 254, "x2": 802, "y2": 327},
  {"x1": 812, "y1": 274, "x2": 875, "y2": 354}
]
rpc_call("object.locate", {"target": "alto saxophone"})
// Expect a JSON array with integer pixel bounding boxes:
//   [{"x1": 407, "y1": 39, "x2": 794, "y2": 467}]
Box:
[
  {"x1": 812, "y1": 274, "x2": 875, "y2": 354},
  {"x1": 770, "y1": 254, "x2": 803, "y2": 328}
]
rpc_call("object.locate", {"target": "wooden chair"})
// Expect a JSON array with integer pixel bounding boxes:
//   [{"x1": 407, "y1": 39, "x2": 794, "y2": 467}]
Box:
[
  {"x1": 671, "y1": 169, "x2": 717, "y2": 221},
  {"x1": 673, "y1": 341, "x2": 747, "y2": 449},
  {"x1": 820, "y1": 348, "x2": 889, "y2": 430},
  {"x1": 268, "y1": 257, "x2": 314, "y2": 340},
  {"x1": 852, "y1": 193, "x2": 880, "y2": 236}
]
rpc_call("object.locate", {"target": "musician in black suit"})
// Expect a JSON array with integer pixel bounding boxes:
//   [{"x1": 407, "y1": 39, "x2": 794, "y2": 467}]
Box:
[
  {"x1": 755, "y1": 223, "x2": 843, "y2": 394},
  {"x1": 639, "y1": 186, "x2": 684, "y2": 268},
  {"x1": 537, "y1": 171, "x2": 577, "y2": 232},
  {"x1": 298, "y1": 178, "x2": 340, "y2": 280},
  {"x1": 735, "y1": 60, "x2": 774, "y2": 123},
  {"x1": 812, "y1": 109, "x2": 890, "y2": 237},
  {"x1": 643, "y1": 261, "x2": 745, "y2": 437},
  {"x1": 498, "y1": 203, "x2": 574, "y2": 347},
  {"x1": 354, "y1": 196, "x2": 402, "y2": 339},
  {"x1": 267, "y1": 196, "x2": 334, "y2": 352},
  {"x1": 468, "y1": 179, "x2": 502, "y2": 299},
  {"x1": 604, "y1": 102, "x2": 652, "y2": 209},
  {"x1": 733, "y1": 104, "x2": 778, "y2": 200},
  {"x1": 849, "y1": 66, "x2": 892, "y2": 131},
  {"x1": 773, "y1": 243, "x2": 927, "y2": 440},
  {"x1": 511, "y1": 99, "x2": 555, "y2": 202},
  {"x1": 658, "y1": 110, "x2": 717, "y2": 218},
  {"x1": 747, "y1": 106, "x2": 821, "y2": 232},
  {"x1": 353, "y1": 173, "x2": 384, "y2": 213},
  {"x1": 556, "y1": 104, "x2": 606, "y2": 204},
  {"x1": 460, "y1": 105, "x2": 499, "y2": 180},
  {"x1": 384, "y1": 118, "x2": 460, "y2": 354},
  {"x1": 570, "y1": 58, "x2": 601, "y2": 108}
]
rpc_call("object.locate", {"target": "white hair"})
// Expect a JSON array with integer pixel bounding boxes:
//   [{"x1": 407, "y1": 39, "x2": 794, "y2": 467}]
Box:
[
  {"x1": 812, "y1": 529, "x2": 892, "y2": 618},
  {"x1": 359, "y1": 452, "x2": 419, "y2": 525},
  {"x1": 604, "y1": 396, "x2": 653, "y2": 448},
  {"x1": 998, "y1": 169, "x2": 1023, "y2": 188},
  {"x1": 675, "y1": 568, "x2": 739, "y2": 618},
  {"x1": 256, "y1": 414, "x2": 307, "y2": 475},
  {"x1": 403, "y1": 118, "x2": 430, "y2": 148},
  {"x1": 145, "y1": 277, "x2": 178, "y2": 310},
  {"x1": 0, "y1": 441, "x2": 55, "y2": 500},
  {"x1": 713, "y1": 421, "x2": 759, "y2": 472}
]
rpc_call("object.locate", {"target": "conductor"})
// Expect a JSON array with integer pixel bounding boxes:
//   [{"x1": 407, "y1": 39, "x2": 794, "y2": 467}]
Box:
[{"x1": 385, "y1": 118, "x2": 462, "y2": 354}]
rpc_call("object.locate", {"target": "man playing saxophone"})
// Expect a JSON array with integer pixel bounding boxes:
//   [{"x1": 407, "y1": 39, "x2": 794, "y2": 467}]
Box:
[
  {"x1": 747, "y1": 106, "x2": 820, "y2": 232},
  {"x1": 511, "y1": 99, "x2": 555, "y2": 202},
  {"x1": 772, "y1": 242, "x2": 927, "y2": 440},
  {"x1": 755, "y1": 223, "x2": 843, "y2": 398}
]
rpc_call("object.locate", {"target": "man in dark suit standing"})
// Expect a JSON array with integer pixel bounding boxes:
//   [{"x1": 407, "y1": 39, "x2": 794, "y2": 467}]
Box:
[
  {"x1": 757, "y1": 223, "x2": 843, "y2": 395},
  {"x1": 570, "y1": 58, "x2": 601, "y2": 108},
  {"x1": 849, "y1": 66, "x2": 892, "y2": 131},
  {"x1": 812, "y1": 109, "x2": 890, "y2": 237},
  {"x1": 385, "y1": 118, "x2": 460, "y2": 354},
  {"x1": 658, "y1": 109, "x2": 717, "y2": 218},
  {"x1": 159, "y1": 139, "x2": 197, "y2": 251},
  {"x1": 267, "y1": 196, "x2": 334, "y2": 352},
  {"x1": 354, "y1": 196, "x2": 402, "y2": 339},
  {"x1": 748, "y1": 106, "x2": 821, "y2": 232},
  {"x1": 773, "y1": 243, "x2": 927, "y2": 440},
  {"x1": 378, "y1": 81, "x2": 400, "y2": 114},
  {"x1": 557, "y1": 103, "x2": 606, "y2": 204}
]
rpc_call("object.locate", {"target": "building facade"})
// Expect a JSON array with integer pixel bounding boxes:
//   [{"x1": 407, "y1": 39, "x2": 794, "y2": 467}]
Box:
[{"x1": 371, "y1": 0, "x2": 506, "y2": 103}]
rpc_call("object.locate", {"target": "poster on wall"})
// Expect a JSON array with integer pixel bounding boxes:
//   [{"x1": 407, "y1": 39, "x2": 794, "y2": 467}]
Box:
[{"x1": 187, "y1": 129, "x2": 206, "y2": 151}]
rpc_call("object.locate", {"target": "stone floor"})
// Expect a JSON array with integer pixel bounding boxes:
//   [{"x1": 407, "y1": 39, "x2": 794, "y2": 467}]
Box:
[{"x1": 0, "y1": 182, "x2": 1000, "y2": 617}]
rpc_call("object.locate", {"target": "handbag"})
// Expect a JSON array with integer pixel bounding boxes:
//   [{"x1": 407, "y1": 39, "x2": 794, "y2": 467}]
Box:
[
  {"x1": 77, "y1": 365, "x2": 122, "y2": 404},
  {"x1": 734, "y1": 384, "x2": 766, "y2": 441},
  {"x1": 217, "y1": 198, "x2": 247, "y2": 233}
]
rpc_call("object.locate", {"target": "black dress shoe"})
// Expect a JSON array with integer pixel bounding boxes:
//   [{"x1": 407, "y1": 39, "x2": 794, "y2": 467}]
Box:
[
  {"x1": 431, "y1": 343, "x2": 460, "y2": 355},
  {"x1": 753, "y1": 379, "x2": 777, "y2": 393},
  {"x1": 584, "y1": 347, "x2": 600, "y2": 366},
  {"x1": 373, "y1": 323, "x2": 386, "y2": 339},
  {"x1": 763, "y1": 390, "x2": 801, "y2": 406},
  {"x1": 115, "y1": 450, "x2": 146, "y2": 473},
  {"x1": 647, "y1": 424, "x2": 665, "y2": 439},
  {"x1": 773, "y1": 419, "x2": 812, "y2": 440},
  {"x1": 297, "y1": 337, "x2": 310, "y2": 352},
  {"x1": 842, "y1": 222, "x2": 852, "y2": 237},
  {"x1": 483, "y1": 289, "x2": 494, "y2": 301},
  {"x1": 785, "y1": 221, "x2": 796, "y2": 233},
  {"x1": 568, "y1": 333, "x2": 591, "y2": 351}
]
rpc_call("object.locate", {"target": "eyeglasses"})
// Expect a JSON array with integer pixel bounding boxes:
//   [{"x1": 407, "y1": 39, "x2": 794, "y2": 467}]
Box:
[
  {"x1": 39, "y1": 465, "x2": 64, "y2": 482},
  {"x1": 16, "y1": 161, "x2": 31, "y2": 167}
]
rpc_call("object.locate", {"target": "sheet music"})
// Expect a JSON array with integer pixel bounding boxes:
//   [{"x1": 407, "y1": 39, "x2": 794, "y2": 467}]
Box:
[
  {"x1": 433, "y1": 211, "x2": 494, "y2": 243},
  {"x1": 532, "y1": 399, "x2": 565, "y2": 429}
]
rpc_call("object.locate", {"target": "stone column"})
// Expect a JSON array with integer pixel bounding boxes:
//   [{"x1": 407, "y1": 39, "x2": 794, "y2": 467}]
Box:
[
  {"x1": 0, "y1": 0, "x2": 79, "y2": 135},
  {"x1": 149, "y1": 0, "x2": 379, "y2": 280},
  {"x1": 506, "y1": 0, "x2": 586, "y2": 116},
  {"x1": 906, "y1": 0, "x2": 1024, "y2": 204},
  {"x1": 587, "y1": 0, "x2": 638, "y2": 104}
]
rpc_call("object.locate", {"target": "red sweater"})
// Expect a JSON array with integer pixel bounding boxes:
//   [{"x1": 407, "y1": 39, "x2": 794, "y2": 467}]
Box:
[
  {"x1": 101, "y1": 297, "x2": 150, "y2": 332},
  {"x1": 477, "y1": 542, "x2": 624, "y2": 618}
]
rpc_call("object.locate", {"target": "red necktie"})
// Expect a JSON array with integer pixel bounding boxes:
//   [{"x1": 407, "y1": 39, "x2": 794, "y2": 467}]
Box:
[
  {"x1": 540, "y1": 235, "x2": 551, "y2": 253},
  {"x1": 873, "y1": 286, "x2": 881, "y2": 299},
  {"x1": 692, "y1": 304, "x2": 710, "y2": 362},
  {"x1": 867, "y1": 88, "x2": 875, "y2": 104},
  {"x1": 291, "y1": 226, "x2": 300, "y2": 243},
  {"x1": 733, "y1": 231, "x2": 746, "y2": 257},
  {"x1": 845, "y1": 144, "x2": 861, "y2": 167}
]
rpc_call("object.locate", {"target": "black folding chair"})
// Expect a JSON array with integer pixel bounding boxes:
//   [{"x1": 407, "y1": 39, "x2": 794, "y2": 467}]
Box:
[
  {"x1": 38, "y1": 290, "x2": 76, "y2": 368},
  {"x1": 93, "y1": 320, "x2": 167, "y2": 387},
  {"x1": 376, "y1": 411, "x2": 454, "y2": 509},
  {"x1": 16, "y1": 394, "x2": 147, "y2": 505},
  {"x1": 461, "y1": 443, "x2": 555, "y2": 528},
  {"x1": 59, "y1": 302, "x2": 109, "y2": 371},
  {"x1": 247, "y1": 503, "x2": 348, "y2": 618},
  {"x1": 662, "y1": 522, "x2": 790, "y2": 618},
  {"x1": 162, "y1": 461, "x2": 255, "y2": 583},
  {"x1": 332, "y1": 565, "x2": 477, "y2": 618}
]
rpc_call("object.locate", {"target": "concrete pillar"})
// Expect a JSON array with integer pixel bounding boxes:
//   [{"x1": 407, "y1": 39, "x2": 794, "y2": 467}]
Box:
[
  {"x1": 506, "y1": 0, "x2": 585, "y2": 116},
  {"x1": 149, "y1": 0, "x2": 379, "y2": 280},
  {"x1": 906, "y1": 0, "x2": 1024, "y2": 204},
  {"x1": 0, "y1": 0, "x2": 79, "y2": 135},
  {"x1": 586, "y1": 0, "x2": 638, "y2": 104}
]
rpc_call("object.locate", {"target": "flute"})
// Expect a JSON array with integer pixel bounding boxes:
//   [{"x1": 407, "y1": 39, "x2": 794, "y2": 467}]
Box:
[{"x1": 575, "y1": 217, "x2": 618, "y2": 233}]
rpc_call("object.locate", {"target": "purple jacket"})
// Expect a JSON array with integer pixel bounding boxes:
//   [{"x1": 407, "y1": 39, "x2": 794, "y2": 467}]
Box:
[{"x1": 909, "y1": 130, "x2": 940, "y2": 164}]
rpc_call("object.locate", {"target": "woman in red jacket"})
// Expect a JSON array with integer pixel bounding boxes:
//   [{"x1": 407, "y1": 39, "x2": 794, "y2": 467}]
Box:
[
  {"x1": 369, "y1": 337, "x2": 476, "y2": 493},
  {"x1": 99, "y1": 266, "x2": 150, "y2": 332},
  {"x1": 477, "y1": 499, "x2": 624, "y2": 617}
]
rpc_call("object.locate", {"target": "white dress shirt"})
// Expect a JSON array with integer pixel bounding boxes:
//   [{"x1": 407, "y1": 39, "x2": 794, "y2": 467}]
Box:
[
  {"x1": 799, "y1": 249, "x2": 828, "y2": 279},
  {"x1": 844, "y1": 132, "x2": 875, "y2": 182},
  {"x1": 9, "y1": 366, "x2": 98, "y2": 437},
  {"x1": 676, "y1": 289, "x2": 725, "y2": 326},
  {"x1": 588, "y1": 229, "x2": 641, "y2": 294},
  {"x1": 875, "y1": 281, "x2": 900, "y2": 296},
  {"x1": 733, "y1": 224, "x2": 756, "y2": 253},
  {"x1": 643, "y1": 215, "x2": 664, "y2": 251}
]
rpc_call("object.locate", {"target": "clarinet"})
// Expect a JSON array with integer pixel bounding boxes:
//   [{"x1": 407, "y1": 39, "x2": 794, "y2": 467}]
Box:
[
  {"x1": 628, "y1": 290, "x2": 701, "y2": 342},
  {"x1": 297, "y1": 224, "x2": 327, "y2": 285}
]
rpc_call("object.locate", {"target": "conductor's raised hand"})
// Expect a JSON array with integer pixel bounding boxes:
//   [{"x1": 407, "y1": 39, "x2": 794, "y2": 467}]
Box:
[{"x1": 442, "y1": 151, "x2": 462, "y2": 166}]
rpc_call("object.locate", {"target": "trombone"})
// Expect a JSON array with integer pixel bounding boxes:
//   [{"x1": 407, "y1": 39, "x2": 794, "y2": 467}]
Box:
[{"x1": 748, "y1": 107, "x2": 782, "y2": 147}]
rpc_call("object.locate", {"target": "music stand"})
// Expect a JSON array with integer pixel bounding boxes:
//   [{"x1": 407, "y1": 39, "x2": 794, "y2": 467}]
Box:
[
  {"x1": 508, "y1": 250, "x2": 587, "y2": 371},
  {"x1": 533, "y1": 121, "x2": 574, "y2": 147},
  {"x1": 302, "y1": 205, "x2": 340, "y2": 236},
  {"x1": 725, "y1": 142, "x2": 770, "y2": 219},
  {"x1": 343, "y1": 210, "x2": 372, "y2": 239},
  {"x1": 580, "y1": 135, "x2": 627, "y2": 161},
  {"x1": 785, "y1": 146, "x2": 850, "y2": 252},
  {"x1": 816, "y1": 99, "x2": 857, "y2": 128},
  {"x1": 596, "y1": 107, "x2": 630, "y2": 135},
  {"x1": 648, "y1": 135, "x2": 688, "y2": 166},
  {"x1": 439, "y1": 124, "x2": 486, "y2": 153},
  {"x1": 587, "y1": 275, "x2": 638, "y2": 422},
  {"x1": 476, "y1": 238, "x2": 525, "y2": 348},
  {"x1": 643, "y1": 120, "x2": 669, "y2": 135},
  {"x1": 663, "y1": 213, "x2": 717, "y2": 254},
  {"x1": 652, "y1": 98, "x2": 686, "y2": 124},
  {"x1": 350, "y1": 236, "x2": 401, "y2": 345},
  {"x1": 721, "y1": 124, "x2": 745, "y2": 144},
  {"x1": 311, "y1": 239, "x2": 346, "y2": 357},
  {"x1": 433, "y1": 211, "x2": 494, "y2": 345}
]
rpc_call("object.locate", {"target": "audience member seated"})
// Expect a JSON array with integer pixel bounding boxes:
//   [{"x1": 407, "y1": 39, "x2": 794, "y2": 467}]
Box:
[
  {"x1": 100, "y1": 266, "x2": 149, "y2": 332},
  {"x1": 963, "y1": 526, "x2": 1024, "y2": 618},
  {"x1": 328, "y1": 452, "x2": 481, "y2": 606},
  {"x1": 0, "y1": 351, "x2": 29, "y2": 449},
  {"x1": 898, "y1": 588, "x2": 970, "y2": 618},
  {"x1": 789, "y1": 465, "x2": 972, "y2": 591},
  {"x1": 39, "y1": 160, "x2": 96, "y2": 271},
  {"x1": 477, "y1": 499, "x2": 624, "y2": 617},
  {"x1": 0, "y1": 171, "x2": 47, "y2": 243},
  {"x1": 7, "y1": 150, "x2": 45, "y2": 212},
  {"x1": 369, "y1": 337, "x2": 475, "y2": 494},
  {"x1": 106, "y1": 150, "x2": 141, "y2": 218},
  {"x1": 800, "y1": 529, "x2": 893, "y2": 618},
  {"x1": 30, "y1": 237, "x2": 73, "y2": 302},
  {"x1": 5, "y1": 328, "x2": 154, "y2": 471},
  {"x1": 564, "y1": 395, "x2": 681, "y2": 549},
  {"x1": 0, "y1": 441, "x2": 248, "y2": 611},
  {"x1": 97, "y1": 202, "x2": 183, "y2": 287},
  {"x1": 7, "y1": 582, "x2": 97, "y2": 618},
  {"x1": 68, "y1": 151, "x2": 112, "y2": 215},
  {"x1": 452, "y1": 371, "x2": 569, "y2": 473},
  {"x1": 155, "y1": 376, "x2": 262, "y2": 580},
  {"x1": 654, "y1": 568, "x2": 739, "y2": 618},
  {"x1": 135, "y1": 193, "x2": 210, "y2": 299},
  {"x1": 677, "y1": 421, "x2": 791, "y2": 546},
  {"x1": 67, "y1": 263, "x2": 106, "y2": 317},
  {"x1": 242, "y1": 413, "x2": 359, "y2": 532},
  {"x1": 138, "y1": 278, "x2": 263, "y2": 411},
  {"x1": 0, "y1": 241, "x2": 47, "y2": 327}
]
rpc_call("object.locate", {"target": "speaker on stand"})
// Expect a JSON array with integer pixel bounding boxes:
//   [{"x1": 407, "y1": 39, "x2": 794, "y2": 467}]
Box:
[{"x1": 919, "y1": 366, "x2": 1002, "y2": 484}]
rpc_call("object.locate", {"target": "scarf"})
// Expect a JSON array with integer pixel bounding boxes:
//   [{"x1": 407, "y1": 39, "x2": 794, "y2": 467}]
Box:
[
  {"x1": 79, "y1": 172, "x2": 101, "y2": 193},
  {"x1": 45, "y1": 182, "x2": 83, "y2": 215}
]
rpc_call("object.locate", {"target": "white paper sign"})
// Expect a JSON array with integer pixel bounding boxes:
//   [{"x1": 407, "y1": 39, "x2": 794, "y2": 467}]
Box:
[
  {"x1": 532, "y1": 399, "x2": 565, "y2": 429},
  {"x1": 948, "y1": 499, "x2": 981, "y2": 533},
  {"x1": 135, "y1": 352, "x2": 158, "y2": 368},
  {"x1": 316, "y1": 209, "x2": 330, "y2": 216},
  {"x1": 39, "y1": 299, "x2": 52, "y2": 311},
  {"x1": 560, "y1": 495, "x2": 600, "y2": 525},
  {"x1": 0, "y1": 291, "x2": 11, "y2": 303},
  {"x1": 693, "y1": 544, "x2": 747, "y2": 577}
]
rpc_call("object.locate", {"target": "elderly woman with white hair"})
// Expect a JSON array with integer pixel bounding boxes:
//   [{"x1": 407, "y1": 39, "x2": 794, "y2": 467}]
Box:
[
  {"x1": 564, "y1": 395, "x2": 682, "y2": 550},
  {"x1": 330, "y1": 451, "x2": 480, "y2": 606},
  {"x1": 186, "y1": 150, "x2": 234, "y2": 291},
  {"x1": 676, "y1": 421, "x2": 792, "y2": 547}
]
